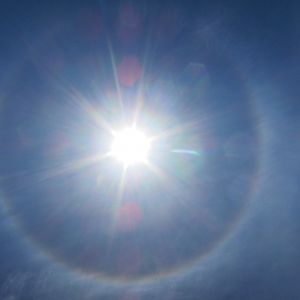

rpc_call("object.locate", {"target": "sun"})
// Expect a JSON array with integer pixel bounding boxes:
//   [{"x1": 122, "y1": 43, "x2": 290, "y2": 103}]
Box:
[{"x1": 111, "y1": 127, "x2": 151, "y2": 165}]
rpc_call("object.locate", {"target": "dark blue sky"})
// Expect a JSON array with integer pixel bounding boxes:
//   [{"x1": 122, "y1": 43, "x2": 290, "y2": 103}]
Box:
[{"x1": 0, "y1": 1, "x2": 299, "y2": 299}]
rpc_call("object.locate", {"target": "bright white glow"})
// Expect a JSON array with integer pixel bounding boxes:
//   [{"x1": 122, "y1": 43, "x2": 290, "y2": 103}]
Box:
[{"x1": 111, "y1": 127, "x2": 150, "y2": 165}]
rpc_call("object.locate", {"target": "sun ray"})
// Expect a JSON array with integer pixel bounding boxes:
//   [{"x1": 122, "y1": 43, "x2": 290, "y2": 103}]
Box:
[
  {"x1": 149, "y1": 119, "x2": 199, "y2": 142},
  {"x1": 145, "y1": 159, "x2": 209, "y2": 238},
  {"x1": 116, "y1": 164, "x2": 128, "y2": 208},
  {"x1": 106, "y1": 164, "x2": 128, "y2": 246},
  {"x1": 27, "y1": 46, "x2": 115, "y2": 136},
  {"x1": 3, "y1": 153, "x2": 112, "y2": 193},
  {"x1": 107, "y1": 39, "x2": 124, "y2": 120},
  {"x1": 38, "y1": 152, "x2": 112, "y2": 181},
  {"x1": 144, "y1": 160, "x2": 181, "y2": 196},
  {"x1": 132, "y1": 92, "x2": 145, "y2": 128},
  {"x1": 132, "y1": 27, "x2": 153, "y2": 127},
  {"x1": 60, "y1": 84, "x2": 116, "y2": 136}
]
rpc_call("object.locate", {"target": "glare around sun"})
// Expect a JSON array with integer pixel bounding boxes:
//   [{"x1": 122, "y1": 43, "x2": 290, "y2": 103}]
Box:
[{"x1": 111, "y1": 127, "x2": 150, "y2": 165}]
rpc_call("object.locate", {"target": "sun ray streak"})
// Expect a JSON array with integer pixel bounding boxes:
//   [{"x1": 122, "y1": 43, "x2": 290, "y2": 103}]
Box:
[
  {"x1": 106, "y1": 164, "x2": 128, "y2": 247},
  {"x1": 108, "y1": 39, "x2": 124, "y2": 120},
  {"x1": 2, "y1": 153, "x2": 111, "y2": 193},
  {"x1": 27, "y1": 46, "x2": 115, "y2": 136},
  {"x1": 132, "y1": 93, "x2": 144, "y2": 128},
  {"x1": 39, "y1": 153, "x2": 112, "y2": 181},
  {"x1": 145, "y1": 160, "x2": 209, "y2": 239},
  {"x1": 116, "y1": 164, "x2": 128, "y2": 210},
  {"x1": 144, "y1": 161, "x2": 181, "y2": 196},
  {"x1": 132, "y1": 25, "x2": 153, "y2": 127},
  {"x1": 150, "y1": 120, "x2": 199, "y2": 142},
  {"x1": 60, "y1": 84, "x2": 115, "y2": 136}
]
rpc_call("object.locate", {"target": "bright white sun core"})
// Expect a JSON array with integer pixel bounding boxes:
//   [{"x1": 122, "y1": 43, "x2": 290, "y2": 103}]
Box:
[{"x1": 111, "y1": 127, "x2": 151, "y2": 165}]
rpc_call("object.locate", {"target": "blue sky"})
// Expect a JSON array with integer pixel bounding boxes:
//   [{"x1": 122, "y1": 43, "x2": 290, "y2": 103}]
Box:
[{"x1": 0, "y1": 1, "x2": 299, "y2": 299}]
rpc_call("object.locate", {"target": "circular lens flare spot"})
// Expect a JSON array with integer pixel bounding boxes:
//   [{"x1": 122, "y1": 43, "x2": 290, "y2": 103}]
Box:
[{"x1": 111, "y1": 127, "x2": 150, "y2": 165}]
